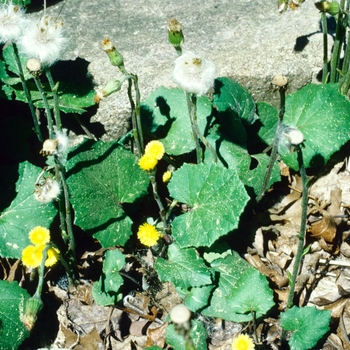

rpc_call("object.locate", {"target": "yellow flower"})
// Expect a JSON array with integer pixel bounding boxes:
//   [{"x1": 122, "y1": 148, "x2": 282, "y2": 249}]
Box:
[
  {"x1": 137, "y1": 223, "x2": 163, "y2": 247},
  {"x1": 45, "y1": 247, "x2": 60, "y2": 267},
  {"x1": 29, "y1": 226, "x2": 50, "y2": 245},
  {"x1": 232, "y1": 334, "x2": 255, "y2": 350},
  {"x1": 162, "y1": 170, "x2": 172, "y2": 183},
  {"x1": 138, "y1": 154, "x2": 158, "y2": 171},
  {"x1": 22, "y1": 245, "x2": 60, "y2": 268},
  {"x1": 144, "y1": 140, "x2": 165, "y2": 160},
  {"x1": 22, "y1": 245, "x2": 44, "y2": 268}
]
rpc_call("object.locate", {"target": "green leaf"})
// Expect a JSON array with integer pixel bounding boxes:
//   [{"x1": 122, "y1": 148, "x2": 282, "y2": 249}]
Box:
[
  {"x1": 281, "y1": 306, "x2": 331, "y2": 350},
  {"x1": 92, "y1": 249, "x2": 125, "y2": 306},
  {"x1": 0, "y1": 162, "x2": 57, "y2": 259},
  {"x1": 168, "y1": 163, "x2": 250, "y2": 248},
  {"x1": 141, "y1": 87, "x2": 212, "y2": 155},
  {"x1": 202, "y1": 253, "x2": 274, "y2": 322},
  {"x1": 184, "y1": 285, "x2": 214, "y2": 312},
  {"x1": 66, "y1": 140, "x2": 149, "y2": 247},
  {"x1": 214, "y1": 77, "x2": 257, "y2": 125},
  {"x1": 259, "y1": 84, "x2": 350, "y2": 170},
  {"x1": 226, "y1": 269, "x2": 275, "y2": 318},
  {"x1": 155, "y1": 242, "x2": 212, "y2": 290},
  {"x1": 2, "y1": 45, "x2": 31, "y2": 81},
  {"x1": 257, "y1": 101, "x2": 279, "y2": 146},
  {"x1": 205, "y1": 126, "x2": 280, "y2": 196},
  {"x1": 0, "y1": 280, "x2": 30, "y2": 350},
  {"x1": 166, "y1": 320, "x2": 207, "y2": 350}
]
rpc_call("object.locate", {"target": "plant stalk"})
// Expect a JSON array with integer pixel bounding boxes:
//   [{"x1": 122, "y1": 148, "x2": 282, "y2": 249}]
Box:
[
  {"x1": 286, "y1": 149, "x2": 308, "y2": 309},
  {"x1": 321, "y1": 12, "x2": 329, "y2": 84},
  {"x1": 12, "y1": 43, "x2": 43, "y2": 141},
  {"x1": 256, "y1": 83, "x2": 286, "y2": 202}
]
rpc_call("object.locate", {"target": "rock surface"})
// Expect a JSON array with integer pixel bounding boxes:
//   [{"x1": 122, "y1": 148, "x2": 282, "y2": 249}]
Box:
[{"x1": 40, "y1": 0, "x2": 327, "y2": 139}]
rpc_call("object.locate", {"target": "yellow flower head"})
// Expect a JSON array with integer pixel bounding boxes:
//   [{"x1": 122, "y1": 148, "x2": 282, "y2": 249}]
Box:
[
  {"x1": 29, "y1": 226, "x2": 50, "y2": 245},
  {"x1": 162, "y1": 170, "x2": 172, "y2": 183},
  {"x1": 137, "y1": 222, "x2": 163, "y2": 247},
  {"x1": 22, "y1": 245, "x2": 44, "y2": 268},
  {"x1": 232, "y1": 334, "x2": 255, "y2": 350},
  {"x1": 22, "y1": 245, "x2": 60, "y2": 268},
  {"x1": 45, "y1": 247, "x2": 60, "y2": 267},
  {"x1": 145, "y1": 140, "x2": 165, "y2": 160},
  {"x1": 138, "y1": 154, "x2": 158, "y2": 171}
]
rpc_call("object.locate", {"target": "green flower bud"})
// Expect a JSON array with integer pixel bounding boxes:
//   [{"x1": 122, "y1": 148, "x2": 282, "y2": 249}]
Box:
[
  {"x1": 327, "y1": 1, "x2": 339, "y2": 15},
  {"x1": 168, "y1": 18, "x2": 184, "y2": 48},
  {"x1": 315, "y1": 1, "x2": 339, "y2": 15},
  {"x1": 21, "y1": 296, "x2": 43, "y2": 331},
  {"x1": 94, "y1": 79, "x2": 122, "y2": 103},
  {"x1": 101, "y1": 38, "x2": 124, "y2": 68}
]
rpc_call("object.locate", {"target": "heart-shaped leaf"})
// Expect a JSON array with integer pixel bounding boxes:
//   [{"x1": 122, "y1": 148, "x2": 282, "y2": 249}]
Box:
[
  {"x1": 168, "y1": 163, "x2": 249, "y2": 248},
  {"x1": 66, "y1": 140, "x2": 149, "y2": 247}
]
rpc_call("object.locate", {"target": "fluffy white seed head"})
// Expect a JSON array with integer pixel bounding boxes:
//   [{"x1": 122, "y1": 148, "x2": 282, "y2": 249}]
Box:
[
  {"x1": 278, "y1": 125, "x2": 304, "y2": 152},
  {"x1": 0, "y1": 2, "x2": 27, "y2": 43},
  {"x1": 34, "y1": 177, "x2": 60, "y2": 203},
  {"x1": 172, "y1": 51, "x2": 217, "y2": 96},
  {"x1": 19, "y1": 15, "x2": 68, "y2": 66}
]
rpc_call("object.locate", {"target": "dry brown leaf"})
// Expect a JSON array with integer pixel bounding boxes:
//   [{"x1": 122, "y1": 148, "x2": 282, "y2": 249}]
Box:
[
  {"x1": 308, "y1": 209, "x2": 337, "y2": 244},
  {"x1": 129, "y1": 319, "x2": 150, "y2": 336},
  {"x1": 145, "y1": 322, "x2": 167, "y2": 348}
]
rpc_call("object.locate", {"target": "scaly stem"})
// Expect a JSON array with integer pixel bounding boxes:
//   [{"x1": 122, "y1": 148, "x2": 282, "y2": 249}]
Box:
[
  {"x1": 45, "y1": 67, "x2": 62, "y2": 130},
  {"x1": 330, "y1": 0, "x2": 346, "y2": 83},
  {"x1": 12, "y1": 43, "x2": 43, "y2": 141},
  {"x1": 321, "y1": 12, "x2": 329, "y2": 84},
  {"x1": 286, "y1": 149, "x2": 308, "y2": 309},
  {"x1": 190, "y1": 94, "x2": 217, "y2": 163},
  {"x1": 257, "y1": 84, "x2": 286, "y2": 202},
  {"x1": 149, "y1": 172, "x2": 168, "y2": 231},
  {"x1": 32, "y1": 75, "x2": 54, "y2": 138},
  {"x1": 185, "y1": 92, "x2": 202, "y2": 163}
]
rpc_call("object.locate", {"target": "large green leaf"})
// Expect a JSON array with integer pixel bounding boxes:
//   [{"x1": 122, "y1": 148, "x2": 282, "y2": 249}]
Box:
[
  {"x1": 155, "y1": 242, "x2": 212, "y2": 290},
  {"x1": 0, "y1": 162, "x2": 57, "y2": 259},
  {"x1": 0, "y1": 280, "x2": 30, "y2": 350},
  {"x1": 259, "y1": 84, "x2": 350, "y2": 170},
  {"x1": 213, "y1": 77, "x2": 257, "y2": 125},
  {"x1": 66, "y1": 140, "x2": 149, "y2": 247},
  {"x1": 281, "y1": 306, "x2": 331, "y2": 350},
  {"x1": 202, "y1": 253, "x2": 274, "y2": 322},
  {"x1": 141, "y1": 87, "x2": 212, "y2": 155},
  {"x1": 168, "y1": 163, "x2": 249, "y2": 248}
]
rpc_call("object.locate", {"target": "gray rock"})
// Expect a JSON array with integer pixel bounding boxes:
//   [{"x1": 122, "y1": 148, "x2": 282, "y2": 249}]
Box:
[{"x1": 40, "y1": 0, "x2": 326, "y2": 139}]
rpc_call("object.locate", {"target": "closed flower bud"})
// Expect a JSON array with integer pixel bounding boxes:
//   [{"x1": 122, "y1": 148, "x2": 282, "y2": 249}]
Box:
[
  {"x1": 21, "y1": 296, "x2": 43, "y2": 331},
  {"x1": 94, "y1": 79, "x2": 122, "y2": 103},
  {"x1": 315, "y1": 1, "x2": 339, "y2": 15},
  {"x1": 170, "y1": 304, "x2": 191, "y2": 330},
  {"x1": 40, "y1": 139, "x2": 58, "y2": 156},
  {"x1": 26, "y1": 58, "x2": 42, "y2": 75},
  {"x1": 168, "y1": 18, "x2": 184, "y2": 48},
  {"x1": 101, "y1": 38, "x2": 124, "y2": 68}
]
